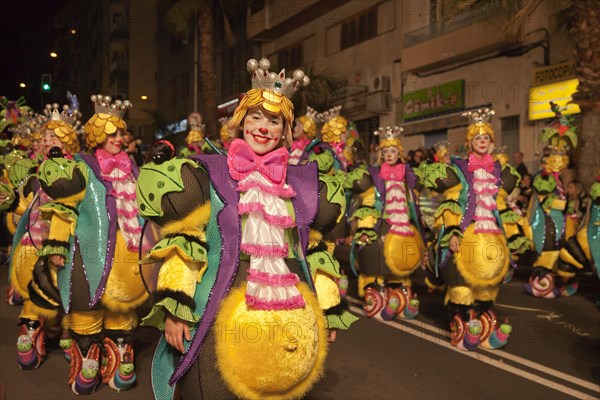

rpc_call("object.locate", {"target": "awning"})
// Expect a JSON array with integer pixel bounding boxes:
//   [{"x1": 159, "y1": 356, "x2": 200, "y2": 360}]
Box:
[{"x1": 401, "y1": 104, "x2": 491, "y2": 135}]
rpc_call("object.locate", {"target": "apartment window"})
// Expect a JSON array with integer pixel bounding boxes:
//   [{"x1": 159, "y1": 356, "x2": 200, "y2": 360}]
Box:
[
  {"x1": 501, "y1": 115, "x2": 520, "y2": 156},
  {"x1": 340, "y1": 7, "x2": 377, "y2": 50},
  {"x1": 278, "y1": 42, "x2": 303, "y2": 71}
]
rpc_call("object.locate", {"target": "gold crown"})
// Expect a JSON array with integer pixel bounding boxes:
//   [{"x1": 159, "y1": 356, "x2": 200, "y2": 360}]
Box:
[
  {"x1": 90, "y1": 94, "x2": 132, "y2": 118},
  {"x1": 433, "y1": 140, "x2": 450, "y2": 152},
  {"x1": 374, "y1": 126, "x2": 403, "y2": 141},
  {"x1": 462, "y1": 108, "x2": 495, "y2": 125},
  {"x1": 43, "y1": 102, "x2": 82, "y2": 130},
  {"x1": 247, "y1": 58, "x2": 309, "y2": 98}
]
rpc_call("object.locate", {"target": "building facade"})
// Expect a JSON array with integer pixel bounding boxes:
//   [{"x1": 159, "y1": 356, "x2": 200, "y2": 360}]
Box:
[{"x1": 251, "y1": 0, "x2": 576, "y2": 168}]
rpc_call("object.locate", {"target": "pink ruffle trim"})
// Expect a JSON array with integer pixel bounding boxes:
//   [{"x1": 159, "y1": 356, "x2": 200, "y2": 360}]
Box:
[
  {"x1": 474, "y1": 177, "x2": 497, "y2": 184},
  {"x1": 476, "y1": 200, "x2": 497, "y2": 210},
  {"x1": 385, "y1": 207, "x2": 409, "y2": 214},
  {"x1": 386, "y1": 183, "x2": 404, "y2": 191},
  {"x1": 117, "y1": 208, "x2": 139, "y2": 219},
  {"x1": 245, "y1": 294, "x2": 305, "y2": 310},
  {"x1": 238, "y1": 203, "x2": 295, "y2": 228},
  {"x1": 237, "y1": 181, "x2": 296, "y2": 198},
  {"x1": 247, "y1": 269, "x2": 300, "y2": 287},
  {"x1": 474, "y1": 216, "x2": 496, "y2": 222},
  {"x1": 240, "y1": 243, "x2": 289, "y2": 258},
  {"x1": 386, "y1": 195, "x2": 407, "y2": 203},
  {"x1": 110, "y1": 190, "x2": 137, "y2": 200},
  {"x1": 474, "y1": 188, "x2": 498, "y2": 195},
  {"x1": 101, "y1": 173, "x2": 132, "y2": 182}
]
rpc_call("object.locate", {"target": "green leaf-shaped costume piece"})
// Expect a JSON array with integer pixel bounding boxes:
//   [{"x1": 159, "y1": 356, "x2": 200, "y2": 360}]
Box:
[
  {"x1": 136, "y1": 158, "x2": 198, "y2": 218},
  {"x1": 38, "y1": 157, "x2": 77, "y2": 186},
  {"x1": 143, "y1": 235, "x2": 208, "y2": 264},
  {"x1": 9, "y1": 158, "x2": 38, "y2": 188},
  {"x1": 532, "y1": 174, "x2": 557, "y2": 194},
  {"x1": 306, "y1": 250, "x2": 340, "y2": 278},
  {"x1": 319, "y1": 174, "x2": 346, "y2": 221},
  {"x1": 343, "y1": 165, "x2": 369, "y2": 190},
  {"x1": 415, "y1": 162, "x2": 454, "y2": 189}
]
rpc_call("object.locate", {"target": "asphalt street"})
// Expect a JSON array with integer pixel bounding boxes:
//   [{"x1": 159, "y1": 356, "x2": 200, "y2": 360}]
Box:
[{"x1": 0, "y1": 263, "x2": 598, "y2": 399}]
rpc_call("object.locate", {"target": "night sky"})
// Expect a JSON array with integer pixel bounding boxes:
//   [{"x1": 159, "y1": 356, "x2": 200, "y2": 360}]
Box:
[{"x1": 1, "y1": 0, "x2": 65, "y2": 109}]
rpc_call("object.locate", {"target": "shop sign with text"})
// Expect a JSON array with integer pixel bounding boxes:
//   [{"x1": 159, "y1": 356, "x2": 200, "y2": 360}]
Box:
[
  {"x1": 528, "y1": 78, "x2": 581, "y2": 121},
  {"x1": 403, "y1": 80, "x2": 464, "y2": 121}
]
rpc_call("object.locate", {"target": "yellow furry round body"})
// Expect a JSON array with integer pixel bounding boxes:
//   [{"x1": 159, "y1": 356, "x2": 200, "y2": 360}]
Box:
[
  {"x1": 215, "y1": 284, "x2": 328, "y2": 400},
  {"x1": 454, "y1": 224, "x2": 509, "y2": 288},
  {"x1": 383, "y1": 226, "x2": 423, "y2": 277}
]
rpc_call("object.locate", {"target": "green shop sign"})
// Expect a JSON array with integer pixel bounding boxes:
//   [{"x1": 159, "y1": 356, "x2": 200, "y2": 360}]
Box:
[{"x1": 403, "y1": 80, "x2": 465, "y2": 121}]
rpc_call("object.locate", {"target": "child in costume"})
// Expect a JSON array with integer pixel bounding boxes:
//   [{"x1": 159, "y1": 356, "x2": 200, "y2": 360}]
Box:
[
  {"x1": 347, "y1": 126, "x2": 423, "y2": 320},
  {"x1": 218, "y1": 116, "x2": 233, "y2": 152},
  {"x1": 137, "y1": 58, "x2": 345, "y2": 400},
  {"x1": 419, "y1": 109, "x2": 512, "y2": 351},
  {"x1": 524, "y1": 103, "x2": 578, "y2": 298},
  {"x1": 558, "y1": 171, "x2": 600, "y2": 286},
  {"x1": 179, "y1": 112, "x2": 214, "y2": 157},
  {"x1": 6, "y1": 102, "x2": 81, "y2": 370},
  {"x1": 565, "y1": 180, "x2": 587, "y2": 240},
  {"x1": 34, "y1": 95, "x2": 148, "y2": 395},
  {"x1": 289, "y1": 106, "x2": 317, "y2": 165},
  {"x1": 492, "y1": 146, "x2": 534, "y2": 283}
]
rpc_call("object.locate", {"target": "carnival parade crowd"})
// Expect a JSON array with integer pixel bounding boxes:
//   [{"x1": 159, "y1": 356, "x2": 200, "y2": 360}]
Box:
[{"x1": 0, "y1": 57, "x2": 598, "y2": 399}]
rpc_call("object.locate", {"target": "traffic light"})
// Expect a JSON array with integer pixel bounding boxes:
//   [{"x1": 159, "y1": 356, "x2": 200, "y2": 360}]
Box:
[{"x1": 41, "y1": 74, "x2": 52, "y2": 92}]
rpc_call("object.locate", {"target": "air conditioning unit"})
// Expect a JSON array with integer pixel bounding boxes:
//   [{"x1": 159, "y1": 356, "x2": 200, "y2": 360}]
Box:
[
  {"x1": 366, "y1": 92, "x2": 392, "y2": 113},
  {"x1": 369, "y1": 74, "x2": 390, "y2": 93}
]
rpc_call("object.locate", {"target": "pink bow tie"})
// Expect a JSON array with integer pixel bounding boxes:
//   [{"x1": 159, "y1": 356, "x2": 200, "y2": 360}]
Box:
[
  {"x1": 96, "y1": 148, "x2": 132, "y2": 175},
  {"x1": 380, "y1": 162, "x2": 406, "y2": 181},
  {"x1": 227, "y1": 139, "x2": 289, "y2": 185},
  {"x1": 468, "y1": 153, "x2": 494, "y2": 173},
  {"x1": 291, "y1": 138, "x2": 311, "y2": 153}
]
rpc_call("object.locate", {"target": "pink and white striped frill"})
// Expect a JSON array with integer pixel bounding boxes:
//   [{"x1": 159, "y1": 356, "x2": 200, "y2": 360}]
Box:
[
  {"x1": 237, "y1": 171, "x2": 305, "y2": 310},
  {"x1": 100, "y1": 164, "x2": 142, "y2": 252},
  {"x1": 384, "y1": 181, "x2": 414, "y2": 236},
  {"x1": 21, "y1": 190, "x2": 50, "y2": 247},
  {"x1": 472, "y1": 168, "x2": 501, "y2": 234}
]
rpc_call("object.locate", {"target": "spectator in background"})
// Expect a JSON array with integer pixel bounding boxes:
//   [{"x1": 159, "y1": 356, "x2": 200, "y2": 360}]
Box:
[
  {"x1": 123, "y1": 129, "x2": 144, "y2": 166},
  {"x1": 410, "y1": 148, "x2": 424, "y2": 168},
  {"x1": 517, "y1": 173, "x2": 532, "y2": 212},
  {"x1": 513, "y1": 151, "x2": 529, "y2": 178}
]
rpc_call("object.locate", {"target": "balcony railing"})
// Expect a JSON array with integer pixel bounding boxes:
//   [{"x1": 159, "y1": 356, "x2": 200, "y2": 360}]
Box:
[{"x1": 404, "y1": 3, "x2": 506, "y2": 47}]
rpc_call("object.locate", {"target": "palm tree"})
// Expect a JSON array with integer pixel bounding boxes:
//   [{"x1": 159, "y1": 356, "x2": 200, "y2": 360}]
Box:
[
  {"x1": 292, "y1": 65, "x2": 345, "y2": 113},
  {"x1": 444, "y1": 0, "x2": 600, "y2": 186},
  {"x1": 165, "y1": 0, "x2": 218, "y2": 137}
]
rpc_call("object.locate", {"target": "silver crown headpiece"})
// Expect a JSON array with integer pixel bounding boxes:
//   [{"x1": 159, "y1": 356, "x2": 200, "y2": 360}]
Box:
[
  {"x1": 90, "y1": 94, "x2": 132, "y2": 118},
  {"x1": 462, "y1": 108, "x2": 495, "y2": 125},
  {"x1": 246, "y1": 58, "x2": 310, "y2": 98},
  {"x1": 218, "y1": 117, "x2": 230, "y2": 127},
  {"x1": 43, "y1": 103, "x2": 82, "y2": 130},
  {"x1": 493, "y1": 145, "x2": 508, "y2": 155},
  {"x1": 9, "y1": 109, "x2": 46, "y2": 139},
  {"x1": 187, "y1": 112, "x2": 205, "y2": 131},
  {"x1": 304, "y1": 106, "x2": 318, "y2": 122},
  {"x1": 374, "y1": 126, "x2": 404, "y2": 141},
  {"x1": 433, "y1": 140, "x2": 451, "y2": 151},
  {"x1": 316, "y1": 105, "x2": 343, "y2": 123}
]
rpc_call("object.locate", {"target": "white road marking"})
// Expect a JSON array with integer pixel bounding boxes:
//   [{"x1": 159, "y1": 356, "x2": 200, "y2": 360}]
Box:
[{"x1": 347, "y1": 299, "x2": 600, "y2": 399}]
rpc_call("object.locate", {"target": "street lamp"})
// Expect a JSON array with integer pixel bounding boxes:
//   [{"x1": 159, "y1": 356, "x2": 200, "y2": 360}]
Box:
[
  {"x1": 70, "y1": 29, "x2": 77, "y2": 34},
  {"x1": 50, "y1": 52, "x2": 58, "y2": 58},
  {"x1": 19, "y1": 83, "x2": 26, "y2": 88},
  {"x1": 141, "y1": 95, "x2": 148, "y2": 100}
]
